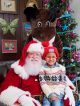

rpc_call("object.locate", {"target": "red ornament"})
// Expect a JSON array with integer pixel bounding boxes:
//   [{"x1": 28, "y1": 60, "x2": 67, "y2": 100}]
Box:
[
  {"x1": 72, "y1": 50, "x2": 80, "y2": 62},
  {"x1": 61, "y1": 0, "x2": 65, "y2": 3},
  {"x1": 42, "y1": 41, "x2": 49, "y2": 47},
  {"x1": 57, "y1": 19, "x2": 61, "y2": 27},
  {"x1": 43, "y1": 0, "x2": 49, "y2": 5}
]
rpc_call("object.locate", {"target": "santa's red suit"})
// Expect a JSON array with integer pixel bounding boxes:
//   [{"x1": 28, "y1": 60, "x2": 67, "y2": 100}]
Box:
[
  {"x1": 0, "y1": 67, "x2": 42, "y2": 106},
  {"x1": 0, "y1": 41, "x2": 75, "y2": 106}
]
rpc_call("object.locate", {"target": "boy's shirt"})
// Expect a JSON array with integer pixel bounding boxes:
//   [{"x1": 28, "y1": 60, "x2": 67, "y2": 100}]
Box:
[{"x1": 39, "y1": 62, "x2": 75, "y2": 97}]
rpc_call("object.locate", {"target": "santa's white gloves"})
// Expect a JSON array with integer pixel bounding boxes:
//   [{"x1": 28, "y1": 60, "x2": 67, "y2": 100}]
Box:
[
  {"x1": 18, "y1": 95, "x2": 41, "y2": 106},
  {"x1": 64, "y1": 86, "x2": 75, "y2": 106},
  {"x1": 66, "y1": 76, "x2": 76, "y2": 91}
]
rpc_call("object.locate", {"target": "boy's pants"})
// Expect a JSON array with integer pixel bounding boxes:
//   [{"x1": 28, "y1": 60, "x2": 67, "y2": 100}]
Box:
[{"x1": 42, "y1": 94, "x2": 64, "y2": 106}]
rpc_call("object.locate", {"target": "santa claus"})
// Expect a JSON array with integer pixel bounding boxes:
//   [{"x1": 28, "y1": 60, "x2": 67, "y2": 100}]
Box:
[
  {"x1": 0, "y1": 40, "x2": 76, "y2": 106},
  {"x1": 0, "y1": 41, "x2": 44, "y2": 106}
]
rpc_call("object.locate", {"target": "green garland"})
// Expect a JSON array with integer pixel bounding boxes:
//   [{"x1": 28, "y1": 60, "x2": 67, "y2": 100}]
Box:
[{"x1": 48, "y1": 0, "x2": 69, "y2": 12}]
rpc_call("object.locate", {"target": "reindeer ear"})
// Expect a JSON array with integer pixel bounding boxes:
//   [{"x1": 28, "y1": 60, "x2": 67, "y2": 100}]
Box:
[{"x1": 24, "y1": 5, "x2": 38, "y2": 21}]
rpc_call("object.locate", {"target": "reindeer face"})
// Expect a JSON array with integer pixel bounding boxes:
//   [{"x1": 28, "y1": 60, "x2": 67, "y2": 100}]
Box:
[
  {"x1": 24, "y1": 7, "x2": 58, "y2": 41},
  {"x1": 31, "y1": 12, "x2": 56, "y2": 41},
  {"x1": 30, "y1": 9, "x2": 56, "y2": 41},
  {"x1": 24, "y1": 6, "x2": 63, "y2": 57}
]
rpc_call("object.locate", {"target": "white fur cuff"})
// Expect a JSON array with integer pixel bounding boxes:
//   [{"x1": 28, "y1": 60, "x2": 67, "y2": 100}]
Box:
[
  {"x1": 0, "y1": 86, "x2": 30, "y2": 106},
  {"x1": 19, "y1": 95, "x2": 41, "y2": 106}
]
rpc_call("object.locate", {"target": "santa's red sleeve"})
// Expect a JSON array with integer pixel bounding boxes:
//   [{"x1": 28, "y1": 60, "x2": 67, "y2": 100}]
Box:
[
  {"x1": 63, "y1": 98, "x2": 70, "y2": 106},
  {"x1": 0, "y1": 69, "x2": 30, "y2": 106}
]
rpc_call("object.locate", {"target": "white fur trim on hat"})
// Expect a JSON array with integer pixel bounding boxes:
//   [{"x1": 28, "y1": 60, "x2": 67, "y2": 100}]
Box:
[
  {"x1": 0, "y1": 86, "x2": 30, "y2": 106},
  {"x1": 27, "y1": 43, "x2": 44, "y2": 54},
  {"x1": 11, "y1": 60, "x2": 29, "y2": 79}
]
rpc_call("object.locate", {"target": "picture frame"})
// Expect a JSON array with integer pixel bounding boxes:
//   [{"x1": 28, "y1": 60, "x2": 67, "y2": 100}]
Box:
[
  {"x1": 2, "y1": 39, "x2": 17, "y2": 53},
  {"x1": 0, "y1": 0, "x2": 17, "y2": 14}
]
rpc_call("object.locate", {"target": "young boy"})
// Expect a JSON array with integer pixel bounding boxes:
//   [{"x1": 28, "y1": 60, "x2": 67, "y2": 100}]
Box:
[{"x1": 39, "y1": 45, "x2": 76, "y2": 106}]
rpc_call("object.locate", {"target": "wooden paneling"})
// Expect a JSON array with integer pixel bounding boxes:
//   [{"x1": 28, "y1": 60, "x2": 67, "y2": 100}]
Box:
[
  {"x1": 0, "y1": 0, "x2": 42, "y2": 85},
  {"x1": 0, "y1": 0, "x2": 25, "y2": 61},
  {"x1": 0, "y1": 0, "x2": 42, "y2": 61}
]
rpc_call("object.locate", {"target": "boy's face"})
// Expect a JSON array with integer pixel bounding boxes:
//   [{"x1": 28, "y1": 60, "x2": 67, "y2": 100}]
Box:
[{"x1": 45, "y1": 52, "x2": 57, "y2": 66}]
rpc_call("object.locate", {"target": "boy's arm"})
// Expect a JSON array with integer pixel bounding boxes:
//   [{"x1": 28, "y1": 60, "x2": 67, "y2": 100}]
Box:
[
  {"x1": 62, "y1": 66, "x2": 76, "y2": 106},
  {"x1": 66, "y1": 75, "x2": 76, "y2": 91},
  {"x1": 39, "y1": 71, "x2": 52, "y2": 97},
  {"x1": 61, "y1": 64, "x2": 76, "y2": 91},
  {"x1": 39, "y1": 71, "x2": 60, "y2": 98}
]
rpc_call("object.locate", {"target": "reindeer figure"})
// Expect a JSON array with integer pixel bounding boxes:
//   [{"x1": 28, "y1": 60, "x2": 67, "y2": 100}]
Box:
[{"x1": 24, "y1": 4, "x2": 63, "y2": 58}]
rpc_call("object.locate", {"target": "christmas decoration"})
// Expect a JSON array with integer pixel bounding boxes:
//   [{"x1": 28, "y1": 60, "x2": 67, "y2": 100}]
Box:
[
  {"x1": 45, "y1": 0, "x2": 80, "y2": 104},
  {"x1": 62, "y1": 24, "x2": 69, "y2": 31},
  {"x1": 60, "y1": 11, "x2": 71, "y2": 18},
  {"x1": 42, "y1": 0, "x2": 49, "y2": 8},
  {"x1": 72, "y1": 50, "x2": 80, "y2": 62},
  {"x1": 24, "y1": 22, "x2": 32, "y2": 36},
  {"x1": 0, "y1": 18, "x2": 19, "y2": 35}
]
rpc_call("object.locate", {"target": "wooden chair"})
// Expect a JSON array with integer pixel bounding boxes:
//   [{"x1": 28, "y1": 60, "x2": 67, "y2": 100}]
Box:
[{"x1": 0, "y1": 65, "x2": 8, "y2": 85}]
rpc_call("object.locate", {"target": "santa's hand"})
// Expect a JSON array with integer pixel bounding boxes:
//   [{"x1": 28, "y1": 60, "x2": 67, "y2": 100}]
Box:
[
  {"x1": 30, "y1": 97, "x2": 41, "y2": 106},
  {"x1": 18, "y1": 95, "x2": 35, "y2": 106},
  {"x1": 18, "y1": 95, "x2": 41, "y2": 106},
  {"x1": 26, "y1": 91, "x2": 31, "y2": 96},
  {"x1": 64, "y1": 86, "x2": 75, "y2": 106}
]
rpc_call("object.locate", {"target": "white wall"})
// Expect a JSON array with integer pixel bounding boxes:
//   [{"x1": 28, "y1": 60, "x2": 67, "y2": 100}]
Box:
[{"x1": 70, "y1": 0, "x2": 80, "y2": 49}]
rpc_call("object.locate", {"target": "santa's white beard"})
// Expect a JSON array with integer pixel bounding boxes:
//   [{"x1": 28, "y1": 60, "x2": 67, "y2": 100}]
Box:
[{"x1": 24, "y1": 57, "x2": 42, "y2": 76}]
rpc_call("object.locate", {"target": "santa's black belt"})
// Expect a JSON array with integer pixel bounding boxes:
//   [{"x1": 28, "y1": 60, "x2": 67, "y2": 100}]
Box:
[{"x1": 32, "y1": 95, "x2": 43, "y2": 103}]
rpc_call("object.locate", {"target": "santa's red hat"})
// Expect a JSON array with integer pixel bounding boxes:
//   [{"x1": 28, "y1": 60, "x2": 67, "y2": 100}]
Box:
[
  {"x1": 42, "y1": 41, "x2": 59, "y2": 59},
  {"x1": 19, "y1": 40, "x2": 44, "y2": 66}
]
